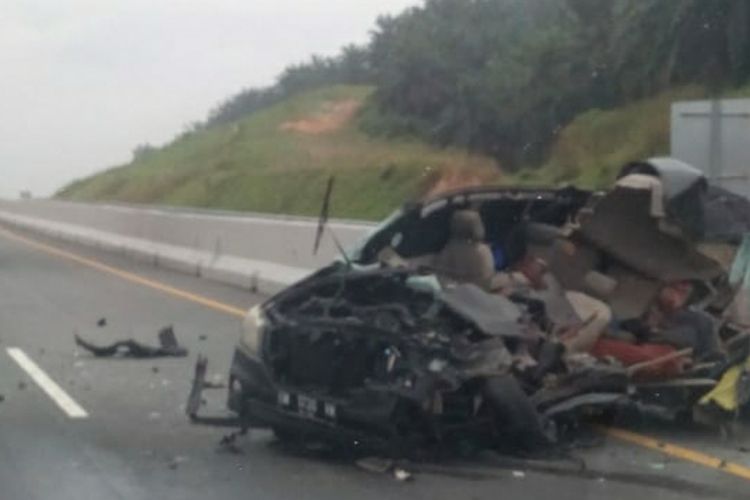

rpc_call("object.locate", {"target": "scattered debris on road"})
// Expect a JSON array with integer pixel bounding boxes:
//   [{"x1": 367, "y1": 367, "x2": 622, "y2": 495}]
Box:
[
  {"x1": 217, "y1": 432, "x2": 245, "y2": 455},
  {"x1": 167, "y1": 455, "x2": 188, "y2": 470},
  {"x1": 218, "y1": 427, "x2": 250, "y2": 455},
  {"x1": 97, "y1": 317, "x2": 107, "y2": 327},
  {"x1": 356, "y1": 457, "x2": 394, "y2": 474},
  {"x1": 355, "y1": 457, "x2": 414, "y2": 482},
  {"x1": 186, "y1": 355, "x2": 208, "y2": 419},
  {"x1": 203, "y1": 373, "x2": 226, "y2": 389},
  {"x1": 187, "y1": 356, "x2": 244, "y2": 427},
  {"x1": 75, "y1": 326, "x2": 188, "y2": 358},
  {"x1": 393, "y1": 467, "x2": 413, "y2": 482},
  {"x1": 203, "y1": 380, "x2": 226, "y2": 390}
]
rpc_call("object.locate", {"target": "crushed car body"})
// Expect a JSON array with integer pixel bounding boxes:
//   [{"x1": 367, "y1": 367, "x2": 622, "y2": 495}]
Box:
[{"x1": 191, "y1": 157, "x2": 750, "y2": 456}]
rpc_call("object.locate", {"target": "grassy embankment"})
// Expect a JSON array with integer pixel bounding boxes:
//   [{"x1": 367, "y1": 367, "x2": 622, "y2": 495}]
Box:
[
  {"x1": 58, "y1": 85, "x2": 499, "y2": 220},
  {"x1": 59, "y1": 83, "x2": 750, "y2": 219}
]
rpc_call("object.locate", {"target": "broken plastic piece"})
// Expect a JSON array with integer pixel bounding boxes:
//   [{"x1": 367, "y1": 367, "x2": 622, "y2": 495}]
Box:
[
  {"x1": 74, "y1": 326, "x2": 187, "y2": 358},
  {"x1": 393, "y1": 468, "x2": 413, "y2": 481},
  {"x1": 185, "y1": 355, "x2": 242, "y2": 427},
  {"x1": 186, "y1": 355, "x2": 208, "y2": 420},
  {"x1": 356, "y1": 456, "x2": 394, "y2": 474}
]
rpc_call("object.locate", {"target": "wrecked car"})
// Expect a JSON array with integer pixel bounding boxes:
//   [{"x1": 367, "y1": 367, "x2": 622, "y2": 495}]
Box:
[
  {"x1": 190, "y1": 158, "x2": 750, "y2": 455},
  {"x1": 222, "y1": 189, "x2": 612, "y2": 449},
  {"x1": 199, "y1": 187, "x2": 602, "y2": 454}
]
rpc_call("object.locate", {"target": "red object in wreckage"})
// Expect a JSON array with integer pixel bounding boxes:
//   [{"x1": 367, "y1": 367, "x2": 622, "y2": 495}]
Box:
[{"x1": 590, "y1": 338, "x2": 685, "y2": 379}]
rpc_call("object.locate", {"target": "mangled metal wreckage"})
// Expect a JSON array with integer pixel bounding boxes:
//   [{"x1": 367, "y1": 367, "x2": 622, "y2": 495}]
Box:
[{"x1": 190, "y1": 157, "x2": 750, "y2": 455}]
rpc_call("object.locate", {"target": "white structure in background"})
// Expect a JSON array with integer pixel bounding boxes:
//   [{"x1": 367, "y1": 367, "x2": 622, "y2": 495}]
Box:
[{"x1": 671, "y1": 99, "x2": 750, "y2": 197}]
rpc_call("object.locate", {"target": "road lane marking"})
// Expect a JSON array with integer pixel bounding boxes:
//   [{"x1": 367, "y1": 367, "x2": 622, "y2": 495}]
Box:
[
  {"x1": 6, "y1": 347, "x2": 89, "y2": 419},
  {"x1": 0, "y1": 226, "x2": 247, "y2": 318},
  {"x1": 4, "y1": 225, "x2": 750, "y2": 482},
  {"x1": 602, "y1": 426, "x2": 750, "y2": 481}
]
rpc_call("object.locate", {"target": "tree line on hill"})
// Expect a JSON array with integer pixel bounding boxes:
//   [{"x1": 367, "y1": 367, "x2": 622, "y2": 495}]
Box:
[{"x1": 203, "y1": 0, "x2": 750, "y2": 171}]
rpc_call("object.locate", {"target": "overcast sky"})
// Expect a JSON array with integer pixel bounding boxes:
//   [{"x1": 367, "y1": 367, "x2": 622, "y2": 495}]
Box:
[{"x1": 0, "y1": 0, "x2": 420, "y2": 198}]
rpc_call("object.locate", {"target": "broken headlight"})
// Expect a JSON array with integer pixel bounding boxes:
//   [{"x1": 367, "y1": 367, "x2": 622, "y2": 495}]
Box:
[{"x1": 240, "y1": 305, "x2": 267, "y2": 358}]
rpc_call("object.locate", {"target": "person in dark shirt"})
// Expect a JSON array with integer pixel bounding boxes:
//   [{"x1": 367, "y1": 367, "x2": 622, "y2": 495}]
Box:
[
  {"x1": 620, "y1": 281, "x2": 722, "y2": 361},
  {"x1": 590, "y1": 281, "x2": 722, "y2": 378}
]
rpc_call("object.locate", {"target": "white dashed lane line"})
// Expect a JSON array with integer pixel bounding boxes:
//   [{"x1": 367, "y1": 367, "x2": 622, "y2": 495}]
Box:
[{"x1": 6, "y1": 347, "x2": 89, "y2": 419}]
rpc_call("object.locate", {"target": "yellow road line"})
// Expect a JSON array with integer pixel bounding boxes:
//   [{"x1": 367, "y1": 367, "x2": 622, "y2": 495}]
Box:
[
  {"x1": 0, "y1": 226, "x2": 246, "y2": 318},
  {"x1": 3, "y1": 224, "x2": 750, "y2": 482},
  {"x1": 602, "y1": 426, "x2": 750, "y2": 481}
]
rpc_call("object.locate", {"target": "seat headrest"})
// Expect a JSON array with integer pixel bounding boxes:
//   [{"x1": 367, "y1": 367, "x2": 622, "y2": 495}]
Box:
[{"x1": 449, "y1": 210, "x2": 485, "y2": 241}]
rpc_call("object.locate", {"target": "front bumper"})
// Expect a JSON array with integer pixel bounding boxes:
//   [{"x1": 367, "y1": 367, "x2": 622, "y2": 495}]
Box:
[
  {"x1": 227, "y1": 348, "x2": 276, "y2": 414},
  {"x1": 227, "y1": 347, "x2": 403, "y2": 450}
]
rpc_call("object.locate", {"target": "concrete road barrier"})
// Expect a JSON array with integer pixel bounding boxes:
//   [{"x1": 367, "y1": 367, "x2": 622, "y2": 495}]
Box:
[{"x1": 0, "y1": 199, "x2": 376, "y2": 294}]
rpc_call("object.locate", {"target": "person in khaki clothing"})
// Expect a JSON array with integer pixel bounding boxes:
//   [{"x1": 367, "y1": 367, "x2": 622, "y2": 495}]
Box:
[
  {"x1": 433, "y1": 209, "x2": 611, "y2": 354},
  {"x1": 492, "y1": 253, "x2": 612, "y2": 354}
]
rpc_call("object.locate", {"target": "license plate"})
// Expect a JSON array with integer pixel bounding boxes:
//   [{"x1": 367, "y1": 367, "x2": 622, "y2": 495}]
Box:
[
  {"x1": 277, "y1": 391, "x2": 337, "y2": 421},
  {"x1": 297, "y1": 395, "x2": 318, "y2": 418}
]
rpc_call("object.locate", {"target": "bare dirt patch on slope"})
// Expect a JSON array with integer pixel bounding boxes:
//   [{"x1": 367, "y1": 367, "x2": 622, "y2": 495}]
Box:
[{"x1": 280, "y1": 99, "x2": 362, "y2": 135}]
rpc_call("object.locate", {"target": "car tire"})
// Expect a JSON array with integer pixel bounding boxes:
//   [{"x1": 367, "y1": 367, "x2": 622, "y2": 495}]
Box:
[{"x1": 483, "y1": 375, "x2": 553, "y2": 451}]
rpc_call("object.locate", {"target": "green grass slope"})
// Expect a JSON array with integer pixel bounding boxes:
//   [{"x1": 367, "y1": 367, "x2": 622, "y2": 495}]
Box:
[
  {"x1": 519, "y1": 83, "x2": 750, "y2": 188},
  {"x1": 60, "y1": 83, "x2": 750, "y2": 219},
  {"x1": 58, "y1": 85, "x2": 498, "y2": 220},
  {"x1": 515, "y1": 86, "x2": 706, "y2": 188}
]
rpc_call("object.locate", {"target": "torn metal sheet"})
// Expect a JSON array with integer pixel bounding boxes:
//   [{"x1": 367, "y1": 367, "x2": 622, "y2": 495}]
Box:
[
  {"x1": 578, "y1": 187, "x2": 722, "y2": 282},
  {"x1": 439, "y1": 284, "x2": 523, "y2": 338}
]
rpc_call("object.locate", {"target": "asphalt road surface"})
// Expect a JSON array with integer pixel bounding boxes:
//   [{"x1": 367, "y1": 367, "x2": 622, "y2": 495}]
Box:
[{"x1": 2, "y1": 224, "x2": 750, "y2": 500}]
